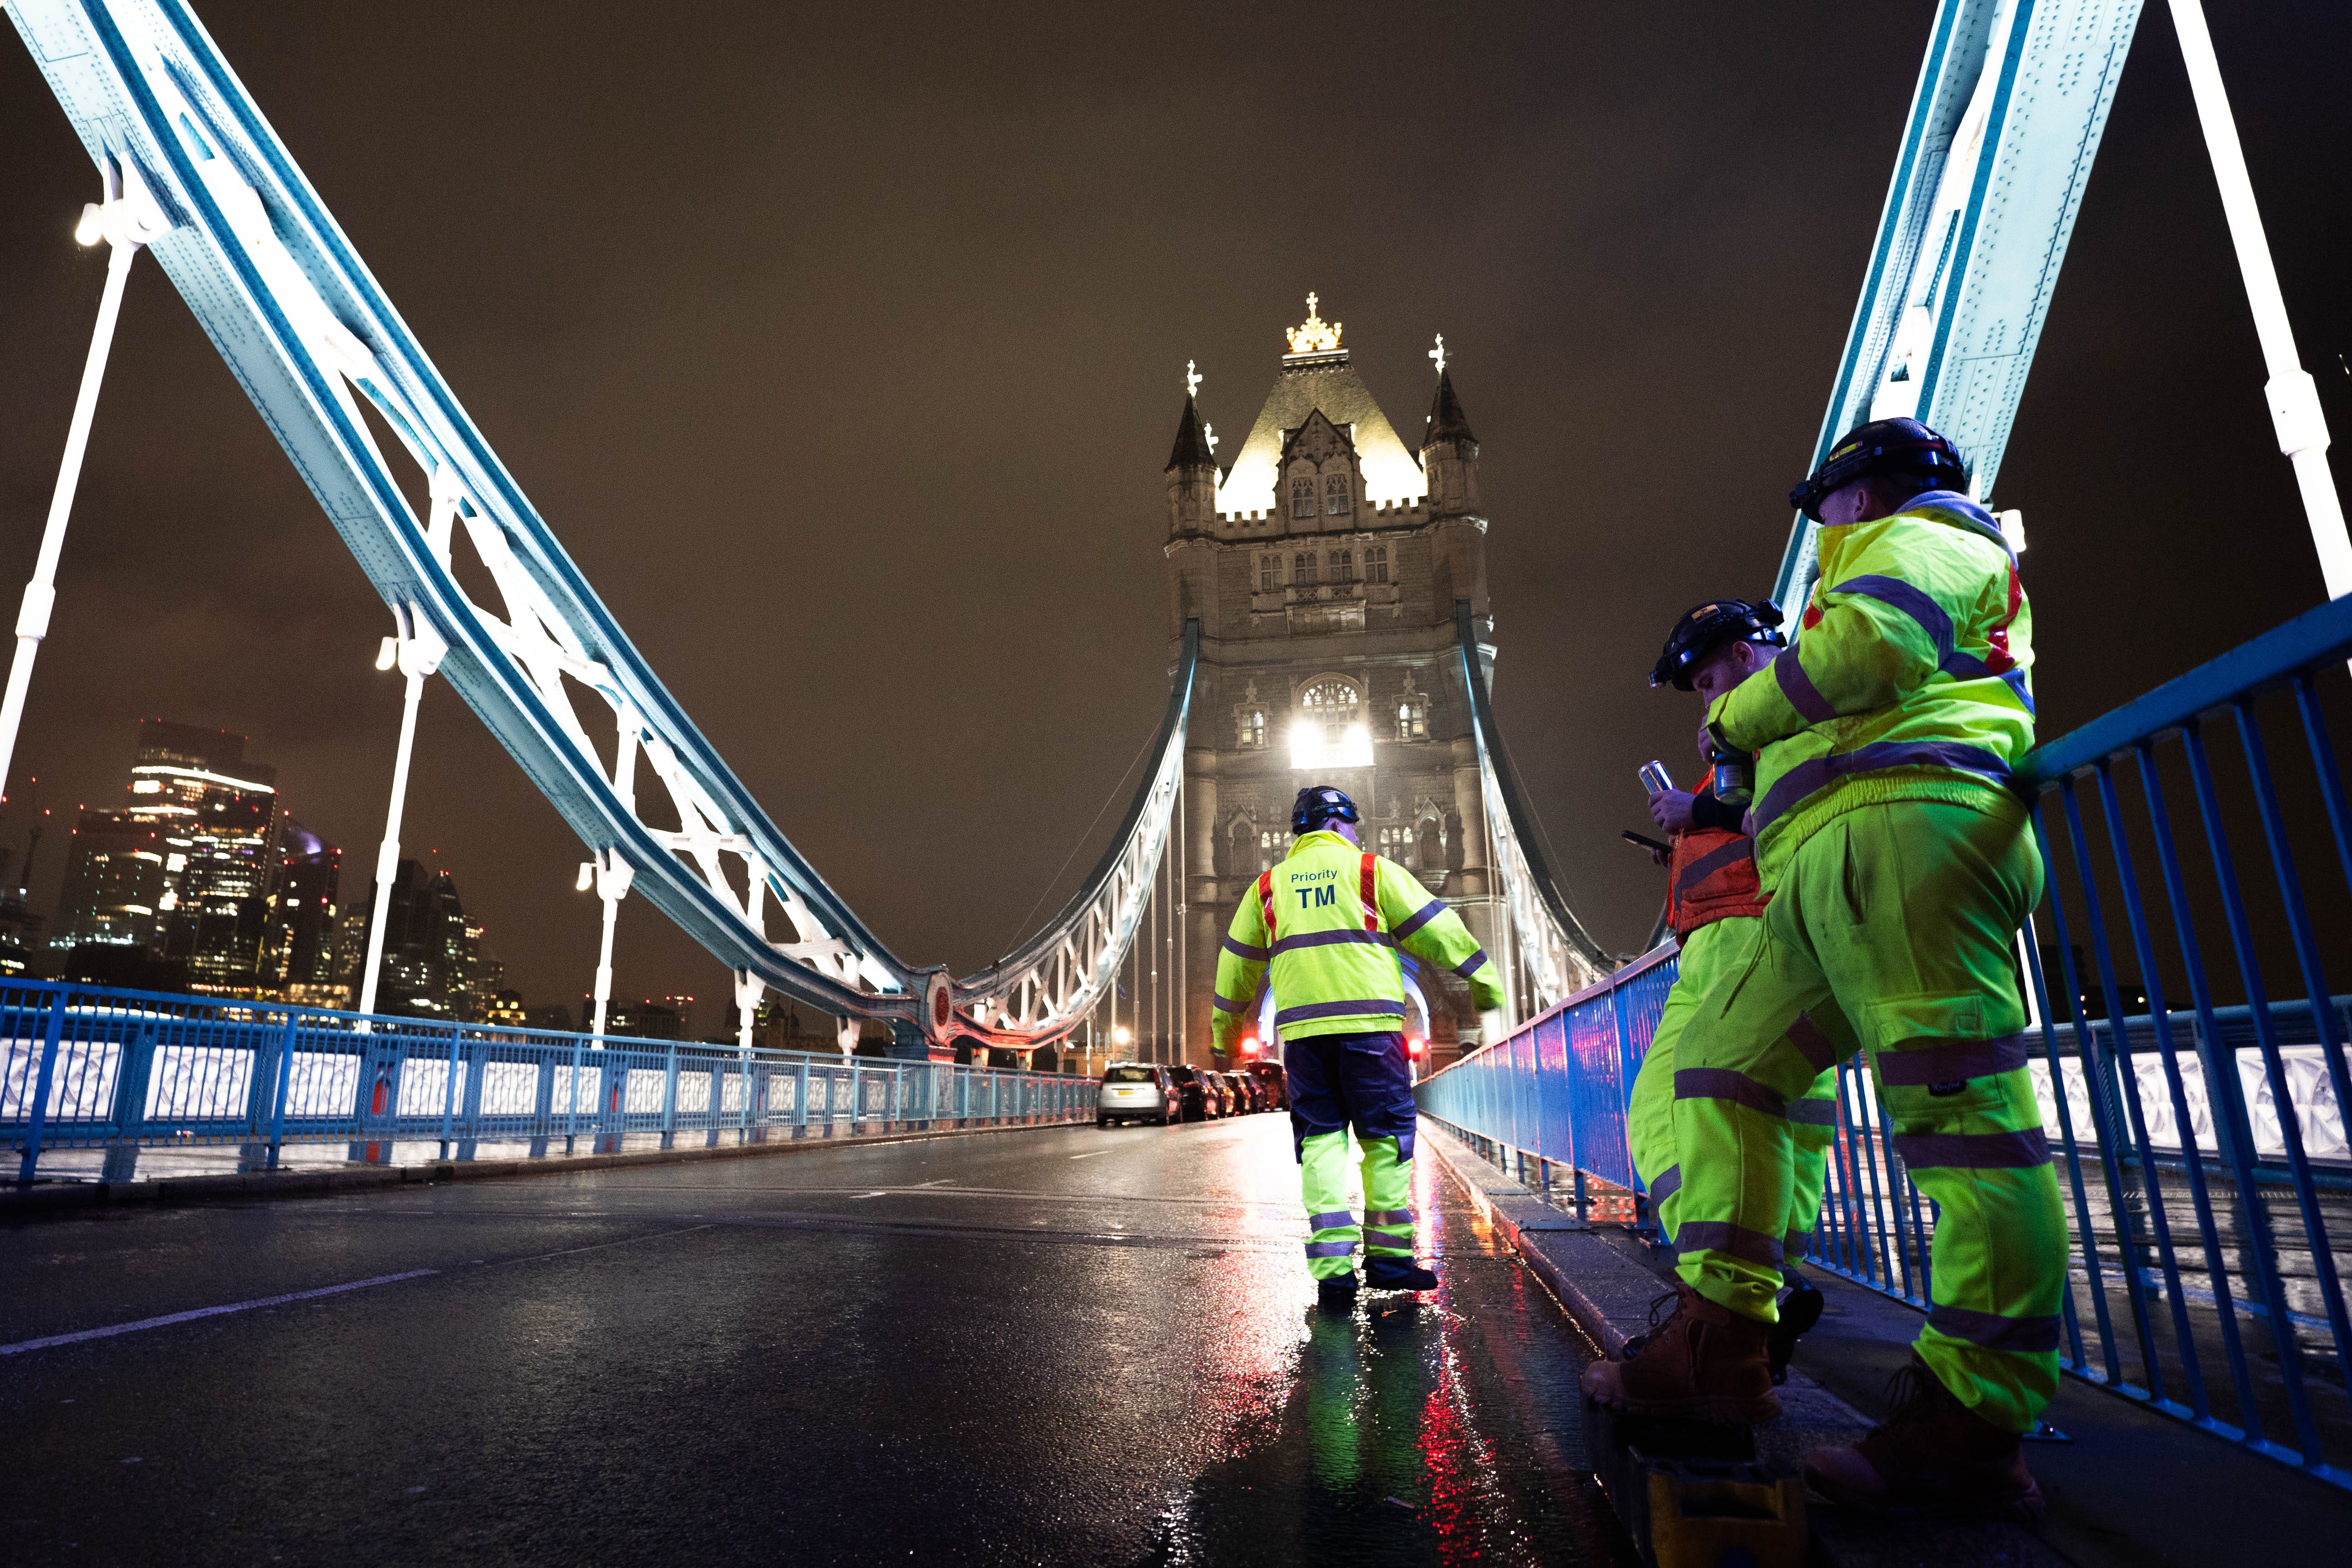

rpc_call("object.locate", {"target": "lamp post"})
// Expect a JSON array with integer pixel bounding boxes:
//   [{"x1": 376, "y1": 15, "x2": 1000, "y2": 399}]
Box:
[
  {"x1": 355, "y1": 602, "x2": 447, "y2": 1018},
  {"x1": 0, "y1": 158, "x2": 174, "y2": 802},
  {"x1": 577, "y1": 849, "x2": 633, "y2": 1040}
]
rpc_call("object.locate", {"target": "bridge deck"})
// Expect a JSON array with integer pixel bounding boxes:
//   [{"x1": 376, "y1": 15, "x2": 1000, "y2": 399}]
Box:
[{"x1": 3, "y1": 1115, "x2": 1621, "y2": 1566}]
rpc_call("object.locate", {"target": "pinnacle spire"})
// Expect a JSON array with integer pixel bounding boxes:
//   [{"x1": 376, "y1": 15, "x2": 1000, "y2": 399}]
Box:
[
  {"x1": 1166, "y1": 393, "x2": 1216, "y2": 472},
  {"x1": 1424, "y1": 366, "x2": 1476, "y2": 447}
]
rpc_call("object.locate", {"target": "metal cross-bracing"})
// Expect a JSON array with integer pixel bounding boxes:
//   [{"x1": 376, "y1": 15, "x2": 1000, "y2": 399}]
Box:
[
  {"x1": 1774, "y1": 0, "x2": 2145, "y2": 608},
  {"x1": 1454, "y1": 602, "x2": 1610, "y2": 1018},
  {"x1": 6, "y1": 0, "x2": 1190, "y2": 1053}
]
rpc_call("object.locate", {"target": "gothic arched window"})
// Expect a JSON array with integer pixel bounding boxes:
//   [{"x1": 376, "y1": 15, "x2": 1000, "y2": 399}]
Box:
[
  {"x1": 1365, "y1": 545, "x2": 1390, "y2": 584},
  {"x1": 1329, "y1": 549, "x2": 1354, "y2": 582},
  {"x1": 1324, "y1": 473, "x2": 1350, "y2": 515},
  {"x1": 1397, "y1": 698, "x2": 1428, "y2": 740},
  {"x1": 1246, "y1": 710, "x2": 1266, "y2": 748},
  {"x1": 1293, "y1": 551, "x2": 1318, "y2": 586},
  {"x1": 1290, "y1": 477, "x2": 1316, "y2": 519},
  {"x1": 1257, "y1": 552, "x2": 1284, "y2": 591}
]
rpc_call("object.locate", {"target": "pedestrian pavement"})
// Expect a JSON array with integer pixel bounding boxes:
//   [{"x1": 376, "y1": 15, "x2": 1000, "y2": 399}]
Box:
[{"x1": 1421, "y1": 1121, "x2": 2352, "y2": 1568}]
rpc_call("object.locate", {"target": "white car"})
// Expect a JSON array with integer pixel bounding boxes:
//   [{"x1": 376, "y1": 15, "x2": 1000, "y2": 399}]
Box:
[{"x1": 1096, "y1": 1063, "x2": 1173, "y2": 1127}]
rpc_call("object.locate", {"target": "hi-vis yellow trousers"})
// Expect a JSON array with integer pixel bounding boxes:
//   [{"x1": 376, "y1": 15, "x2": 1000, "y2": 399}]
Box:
[
  {"x1": 1625, "y1": 914, "x2": 1840, "y2": 1265},
  {"x1": 1671, "y1": 800, "x2": 2065, "y2": 1434}
]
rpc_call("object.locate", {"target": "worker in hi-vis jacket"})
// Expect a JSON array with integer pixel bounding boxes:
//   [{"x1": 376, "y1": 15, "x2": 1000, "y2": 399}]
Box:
[{"x1": 1213, "y1": 786, "x2": 1505, "y2": 1308}]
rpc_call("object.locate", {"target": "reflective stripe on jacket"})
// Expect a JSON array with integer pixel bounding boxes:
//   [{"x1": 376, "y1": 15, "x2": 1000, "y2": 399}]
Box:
[
  {"x1": 1211, "y1": 831, "x2": 1504, "y2": 1049},
  {"x1": 1708, "y1": 491, "x2": 2035, "y2": 880},
  {"x1": 1665, "y1": 828, "x2": 1767, "y2": 939}
]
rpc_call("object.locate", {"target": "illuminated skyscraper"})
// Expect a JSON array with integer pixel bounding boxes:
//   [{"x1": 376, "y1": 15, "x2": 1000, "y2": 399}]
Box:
[
  {"x1": 127, "y1": 722, "x2": 283, "y2": 995},
  {"x1": 332, "y1": 858, "x2": 475, "y2": 1018},
  {"x1": 265, "y1": 820, "x2": 343, "y2": 1005},
  {"x1": 48, "y1": 809, "x2": 168, "y2": 952}
]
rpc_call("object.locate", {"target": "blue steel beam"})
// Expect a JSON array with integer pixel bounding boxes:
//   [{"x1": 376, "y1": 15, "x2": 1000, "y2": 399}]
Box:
[
  {"x1": 6, "y1": 0, "x2": 1182, "y2": 1049},
  {"x1": 1776, "y1": 0, "x2": 2145, "y2": 609}
]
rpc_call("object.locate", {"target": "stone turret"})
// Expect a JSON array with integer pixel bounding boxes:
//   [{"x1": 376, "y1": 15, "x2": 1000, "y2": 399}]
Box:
[
  {"x1": 1421, "y1": 366, "x2": 1480, "y2": 518},
  {"x1": 1165, "y1": 394, "x2": 1219, "y2": 537}
]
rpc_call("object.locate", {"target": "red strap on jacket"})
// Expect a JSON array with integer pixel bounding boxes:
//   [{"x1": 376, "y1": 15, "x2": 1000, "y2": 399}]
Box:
[
  {"x1": 1257, "y1": 869, "x2": 1277, "y2": 940},
  {"x1": 1360, "y1": 853, "x2": 1381, "y2": 931}
]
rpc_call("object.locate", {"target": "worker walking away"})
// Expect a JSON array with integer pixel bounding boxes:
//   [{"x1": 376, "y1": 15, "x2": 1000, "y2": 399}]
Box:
[
  {"x1": 1588, "y1": 418, "x2": 2060, "y2": 1523},
  {"x1": 1213, "y1": 785, "x2": 1506, "y2": 1308},
  {"x1": 1613, "y1": 599, "x2": 1843, "y2": 1385}
]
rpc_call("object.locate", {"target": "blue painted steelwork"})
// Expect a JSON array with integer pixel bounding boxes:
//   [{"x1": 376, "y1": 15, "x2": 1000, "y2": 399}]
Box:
[
  {"x1": 0, "y1": 980, "x2": 1092, "y2": 1175},
  {"x1": 1420, "y1": 599, "x2": 2352, "y2": 1486},
  {"x1": 1775, "y1": 0, "x2": 2146, "y2": 609},
  {"x1": 4, "y1": 1, "x2": 1190, "y2": 1050}
]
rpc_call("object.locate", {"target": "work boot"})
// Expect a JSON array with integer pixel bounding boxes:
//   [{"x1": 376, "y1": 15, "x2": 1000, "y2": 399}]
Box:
[
  {"x1": 1364, "y1": 1256, "x2": 1439, "y2": 1292},
  {"x1": 1316, "y1": 1274, "x2": 1360, "y2": 1311},
  {"x1": 1803, "y1": 1355, "x2": 2044, "y2": 1523},
  {"x1": 1767, "y1": 1279, "x2": 1824, "y2": 1386},
  {"x1": 1580, "y1": 1282, "x2": 1780, "y2": 1423}
]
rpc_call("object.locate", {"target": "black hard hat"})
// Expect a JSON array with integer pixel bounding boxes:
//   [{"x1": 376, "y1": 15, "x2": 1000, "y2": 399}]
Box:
[
  {"x1": 1789, "y1": 417, "x2": 1968, "y2": 522},
  {"x1": 1291, "y1": 785, "x2": 1361, "y2": 835},
  {"x1": 1651, "y1": 600, "x2": 1785, "y2": 690}
]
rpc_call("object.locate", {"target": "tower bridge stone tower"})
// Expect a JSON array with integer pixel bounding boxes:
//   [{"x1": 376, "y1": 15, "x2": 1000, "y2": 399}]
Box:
[{"x1": 1169, "y1": 298, "x2": 1503, "y2": 1069}]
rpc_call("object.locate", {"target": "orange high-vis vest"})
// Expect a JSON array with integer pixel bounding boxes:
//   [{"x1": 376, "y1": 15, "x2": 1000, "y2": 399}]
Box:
[{"x1": 1664, "y1": 827, "x2": 1769, "y2": 939}]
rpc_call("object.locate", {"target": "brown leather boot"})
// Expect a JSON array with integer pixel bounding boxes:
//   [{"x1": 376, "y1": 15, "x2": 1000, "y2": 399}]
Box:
[
  {"x1": 1580, "y1": 1282, "x2": 1780, "y2": 1423},
  {"x1": 1803, "y1": 1356, "x2": 2044, "y2": 1523}
]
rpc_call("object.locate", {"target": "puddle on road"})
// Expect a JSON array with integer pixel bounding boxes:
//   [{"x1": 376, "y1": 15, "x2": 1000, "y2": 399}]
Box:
[{"x1": 1129, "y1": 1162, "x2": 1636, "y2": 1568}]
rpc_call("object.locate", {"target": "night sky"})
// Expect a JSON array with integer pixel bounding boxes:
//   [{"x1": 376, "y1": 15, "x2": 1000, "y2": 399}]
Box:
[{"x1": 2, "y1": 3, "x2": 2347, "y2": 1033}]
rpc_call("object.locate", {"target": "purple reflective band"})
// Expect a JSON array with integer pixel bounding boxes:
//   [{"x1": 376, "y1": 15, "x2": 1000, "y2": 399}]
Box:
[
  {"x1": 1454, "y1": 950, "x2": 1490, "y2": 979},
  {"x1": 1876, "y1": 1033, "x2": 2031, "y2": 1087},
  {"x1": 1838, "y1": 571, "x2": 2031, "y2": 708},
  {"x1": 1392, "y1": 898, "x2": 1448, "y2": 940},
  {"x1": 1774, "y1": 650, "x2": 1838, "y2": 724},
  {"x1": 1271, "y1": 929, "x2": 1393, "y2": 956},
  {"x1": 1308, "y1": 1210, "x2": 1357, "y2": 1232},
  {"x1": 1892, "y1": 1128, "x2": 2051, "y2": 1169},
  {"x1": 1676, "y1": 1220, "x2": 1784, "y2": 1267},
  {"x1": 1673, "y1": 836, "x2": 1755, "y2": 901},
  {"x1": 1752, "y1": 740, "x2": 2020, "y2": 835},
  {"x1": 1786, "y1": 1097, "x2": 1839, "y2": 1127},
  {"x1": 1786, "y1": 1011, "x2": 1841, "y2": 1073},
  {"x1": 1927, "y1": 1303, "x2": 2062, "y2": 1354},
  {"x1": 1213, "y1": 992, "x2": 1250, "y2": 1013},
  {"x1": 1304, "y1": 1240, "x2": 1356, "y2": 1259},
  {"x1": 1675, "y1": 1067, "x2": 1787, "y2": 1118},
  {"x1": 1784, "y1": 1230, "x2": 1812, "y2": 1261},
  {"x1": 1835, "y1": 573, "x2": 1953, "y2": 656},
  {"x1": 1274, "y1": 999, "x2": 1406, "y2": 1026},
  {"x1": 1648, "y1": 1163, "x2": 1682, "y2": 1210},
  {"x1": 1363, "y1": 1209, "x2": 1413, "y2": 1225},
  {"x1": 1222, "y1": 935, "x2": 1269, "y2": 962}
]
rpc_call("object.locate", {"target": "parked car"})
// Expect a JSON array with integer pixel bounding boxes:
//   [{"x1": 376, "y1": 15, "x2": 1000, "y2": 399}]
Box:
[
  {"x1": 1226, "y1": 1071, "x2": 1260, "y2": 1113},
  {"x1": 1165, "y1": 1064, "x2": 1215, "y2": 1121},
  {"x1": 1097, "y1": 1063, "x2": 1173, "y2": 1127},
  {"x1": 1248, "y1": 1060, "x2": 1288, "y2": 1111}
]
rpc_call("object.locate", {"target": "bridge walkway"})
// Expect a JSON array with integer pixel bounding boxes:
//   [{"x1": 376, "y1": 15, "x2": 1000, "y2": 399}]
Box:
[{"x1": 1, "y1": 1113, "x2": 1627, "y2": 1567}]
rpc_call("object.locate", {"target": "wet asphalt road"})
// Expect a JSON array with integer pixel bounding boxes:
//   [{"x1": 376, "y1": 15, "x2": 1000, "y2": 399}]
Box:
[{"x1": 3, "y1": 1115, "x2": 1635, "y2": 1567}]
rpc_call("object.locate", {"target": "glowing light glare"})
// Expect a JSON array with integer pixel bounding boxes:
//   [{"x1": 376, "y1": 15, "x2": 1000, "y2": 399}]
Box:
[
  {"x1": 74, "y1": 202, "x2": 104, "y2": 247},
  {"x1": 1288, "y1": 720, "x2": 1373, "y2": 772},
  {"x1": 1407, "y1": 1037, "x2": 1424, "y2": 1057},
  {"x1": 1112, "y1": 1026, "x2": 1132, "y2": 1046},
  {"x1": 575, "y1": 861, "x2": 595, "y2": 893},
  {"x1": 1239, "y1": 1034, "x2": 1259, "y2": 1056}
]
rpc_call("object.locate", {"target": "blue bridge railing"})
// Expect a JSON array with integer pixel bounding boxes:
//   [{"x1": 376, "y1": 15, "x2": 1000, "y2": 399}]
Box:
[
  {"x1": 1419, "y1": 590, "x2": 2352, "y2": 1492},
  {"x1": 1, "y1": 982, "x2": 1090, "y2": 1180}
]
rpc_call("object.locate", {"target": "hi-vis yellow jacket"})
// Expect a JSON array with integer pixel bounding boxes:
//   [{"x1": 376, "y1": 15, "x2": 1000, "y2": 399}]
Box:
[
  {"x1": 1212, "y1": 830, "x2": 1505, "y2": 1051},
  {"x1": 1708, "y1": 490, "x2": 2035, "y2": 882}
]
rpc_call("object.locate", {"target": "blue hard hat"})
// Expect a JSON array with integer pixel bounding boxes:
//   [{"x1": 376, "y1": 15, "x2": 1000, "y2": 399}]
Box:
[{"x1": 1291, "y1": 786, "x2": 1360, "y2": 835}]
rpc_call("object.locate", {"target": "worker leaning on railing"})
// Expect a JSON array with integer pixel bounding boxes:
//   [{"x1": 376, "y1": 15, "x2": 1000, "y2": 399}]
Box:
[
  {"x1": 1610, "y1": 598, "x2": 1843, "y2": 1389},
  {"x1": 1212, "y1": 785, "x2": 1506, "y2": 1309},
  {"x1": 1585, "y1": 417, "x2": 2064, "y2": 1525}
]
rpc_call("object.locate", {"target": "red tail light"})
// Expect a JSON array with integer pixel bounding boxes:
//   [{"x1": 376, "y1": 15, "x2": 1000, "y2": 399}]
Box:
[{"x1": 1407, "y1": 1037, "x2": 1424, "y2": 1057}]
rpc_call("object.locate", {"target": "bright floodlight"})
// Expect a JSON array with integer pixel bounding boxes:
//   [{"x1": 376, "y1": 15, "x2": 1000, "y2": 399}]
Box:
[
  {"x1": 374, "y1": 636, "x2": 399, "y2": 671},
  {"x1": 575, "y1": 861, "x2": 595, "y2": 893},
  {"x1": 1113, "y1": 1026, "x2": 1132, "y2": 1046},
  {"x1": 74, "y1": 202, "x2": 103, "y2": 247}
]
